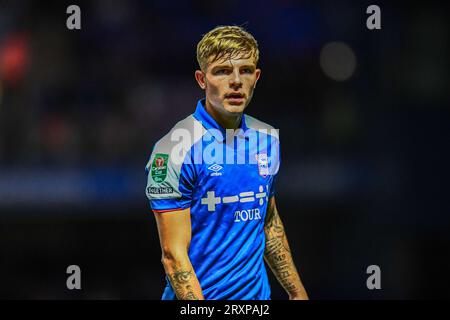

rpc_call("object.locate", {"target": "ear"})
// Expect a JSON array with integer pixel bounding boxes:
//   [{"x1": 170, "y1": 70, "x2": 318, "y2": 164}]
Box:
[
  {"x1": 254, "y1": 68, "x2": 261, "y2": 88},
  {"x1": 195, "y1": 70, "x2": 207, "y2": 90}
]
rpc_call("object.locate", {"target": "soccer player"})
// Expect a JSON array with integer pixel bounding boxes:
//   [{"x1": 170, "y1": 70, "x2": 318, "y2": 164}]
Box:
[{"x1": 145, "y1": 26, "x2": 308, "y2": 300}]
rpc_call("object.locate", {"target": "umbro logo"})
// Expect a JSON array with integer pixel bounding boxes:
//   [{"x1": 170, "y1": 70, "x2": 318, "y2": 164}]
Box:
[{"x1": 207, "y1": 164, "x2": 223, "y2": 177}]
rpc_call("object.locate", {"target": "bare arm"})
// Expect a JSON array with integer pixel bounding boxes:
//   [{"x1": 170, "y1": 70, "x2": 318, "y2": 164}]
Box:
[
  {"x1": 264, "y1": 197, "x2": 309, "y2": 300},
  {"x1": 153, "y1": 208, "x2": 204, "y2": 300}
]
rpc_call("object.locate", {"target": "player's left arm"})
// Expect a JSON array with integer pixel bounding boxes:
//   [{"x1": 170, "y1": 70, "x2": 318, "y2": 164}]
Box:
[{"x1": 263, "y1": 196, "x2": 309, "y2": 300}]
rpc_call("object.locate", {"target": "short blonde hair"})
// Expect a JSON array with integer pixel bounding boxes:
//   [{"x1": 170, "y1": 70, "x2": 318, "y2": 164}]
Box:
[{"x1": 196, "y1": 25, "x2": 259, "y2": 72}]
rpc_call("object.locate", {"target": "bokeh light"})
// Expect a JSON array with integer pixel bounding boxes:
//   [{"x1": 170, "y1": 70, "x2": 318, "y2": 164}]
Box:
[{"x1": 320, "y1": 41, "x2": 356, "y2": 81}]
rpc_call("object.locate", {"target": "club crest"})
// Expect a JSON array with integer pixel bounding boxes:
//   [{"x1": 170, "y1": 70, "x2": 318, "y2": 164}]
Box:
[{"x1": 255, "y1": 153, "x2": 269, "y2": 178}]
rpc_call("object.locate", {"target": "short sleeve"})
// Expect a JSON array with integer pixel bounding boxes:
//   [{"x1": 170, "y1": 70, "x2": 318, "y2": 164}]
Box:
[
  {"x1": 145, "y1": 148, "x2": 195, "y2": 213},
  {"x1": 269, "y1": 176, "x2": 277, "y2": 198},
  {"x1": 268, "y1": 132, "x2": 280, "y2": 199}
]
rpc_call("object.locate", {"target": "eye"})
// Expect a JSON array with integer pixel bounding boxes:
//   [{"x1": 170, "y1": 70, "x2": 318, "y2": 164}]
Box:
[
  {"x1": 241, "y1": 68, "x2": 254, "y2": 74},
  {"x1": 215, "y1": 69, "x2": 230, "y2": 75}
]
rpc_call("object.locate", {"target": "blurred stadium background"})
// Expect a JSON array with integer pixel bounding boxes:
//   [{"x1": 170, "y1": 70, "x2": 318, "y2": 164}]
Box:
[{"x1": 0, "y1": 1, "x2": 449, "y2": 299}]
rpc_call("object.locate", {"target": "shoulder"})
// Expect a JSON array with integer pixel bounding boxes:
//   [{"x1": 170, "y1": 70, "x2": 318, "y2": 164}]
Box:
[
  {"x1": 244, "y1": 114, "x2": 279, "y2": 140},
  {"x1": 152, "y1": 114, "x2": 198, "y2": 153},
  {"x1": 146, "y1": 114, "x2": 203, "y2": 171}
]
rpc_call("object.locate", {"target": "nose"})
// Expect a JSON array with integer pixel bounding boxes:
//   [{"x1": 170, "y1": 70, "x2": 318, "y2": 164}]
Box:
[{"x1": 229, "y1": 69, "x2": 242, "y2": 88}]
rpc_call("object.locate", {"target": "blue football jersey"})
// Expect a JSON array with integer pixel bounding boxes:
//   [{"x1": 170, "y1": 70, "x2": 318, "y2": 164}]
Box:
[{"x1": 145, "y1": 99, "x2": 280, "y2": 300}]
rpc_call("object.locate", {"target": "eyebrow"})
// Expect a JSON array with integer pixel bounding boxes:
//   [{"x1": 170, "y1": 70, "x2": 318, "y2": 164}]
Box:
[
  {"x1": 212, "y1": 65, "x2": 232, "y2": 70},
  {"x1": 212, "y1": 64, "x2": 256, "y2": 70},
  {"x1": 239, "y1": 65, "x2": 256, "y2": 70}
]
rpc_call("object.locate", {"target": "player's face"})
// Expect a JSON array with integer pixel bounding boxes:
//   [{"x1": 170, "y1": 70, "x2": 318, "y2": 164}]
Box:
[{"x1": 196, "y1": 55, "x2": 261, "y2": 115}]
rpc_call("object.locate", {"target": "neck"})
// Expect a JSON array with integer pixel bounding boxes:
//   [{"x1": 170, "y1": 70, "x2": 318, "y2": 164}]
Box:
[{"x1": 205, "y1": 100, "x2": 242, "y2": 130}]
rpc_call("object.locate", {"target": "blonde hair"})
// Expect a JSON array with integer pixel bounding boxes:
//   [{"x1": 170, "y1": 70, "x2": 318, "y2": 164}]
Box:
[{"x1": 196, "y1": 25, "x2": 259, "y2": 72}]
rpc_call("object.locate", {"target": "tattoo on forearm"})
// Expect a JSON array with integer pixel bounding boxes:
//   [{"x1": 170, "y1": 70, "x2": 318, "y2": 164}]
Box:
[
  {"x1": 168, "y1": 269, "x2": 199, "y2": 300},
  {"x1": 264, "y1": 205, "x2": 301, "y2": 294}
]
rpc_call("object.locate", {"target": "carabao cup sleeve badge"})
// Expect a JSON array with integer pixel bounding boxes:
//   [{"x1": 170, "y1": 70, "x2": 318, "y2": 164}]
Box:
[{"x1": 151, "y1": 153, "x2": 169, "y2": 183}]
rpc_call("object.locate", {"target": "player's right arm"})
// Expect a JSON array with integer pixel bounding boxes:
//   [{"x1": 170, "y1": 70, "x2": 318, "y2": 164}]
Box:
[
  {"x1": 153, "y1": 207, "x2": 204, "y2": 300},
  {"x1": 145, "y1": 122, "x2": 201, "y2": 299}
]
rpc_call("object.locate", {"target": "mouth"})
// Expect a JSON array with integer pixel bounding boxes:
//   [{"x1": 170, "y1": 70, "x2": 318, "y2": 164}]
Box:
[{"x1": 225, "y1": 93, "x2": 245, "y2": 105}]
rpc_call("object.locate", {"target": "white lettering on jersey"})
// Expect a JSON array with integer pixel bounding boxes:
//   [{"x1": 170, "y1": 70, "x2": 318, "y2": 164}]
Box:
[
  {"x1": 201, "y1": 185, "x2": 269, "y2": 212},
  {"x1": 234, "y1": 208, "x2": 262, "y2": 223}
]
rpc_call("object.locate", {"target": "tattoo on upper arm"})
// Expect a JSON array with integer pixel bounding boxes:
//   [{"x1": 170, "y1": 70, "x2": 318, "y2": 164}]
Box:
[{"x1": 168, "y1": 269, "x2": 199, "y2": 300}]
